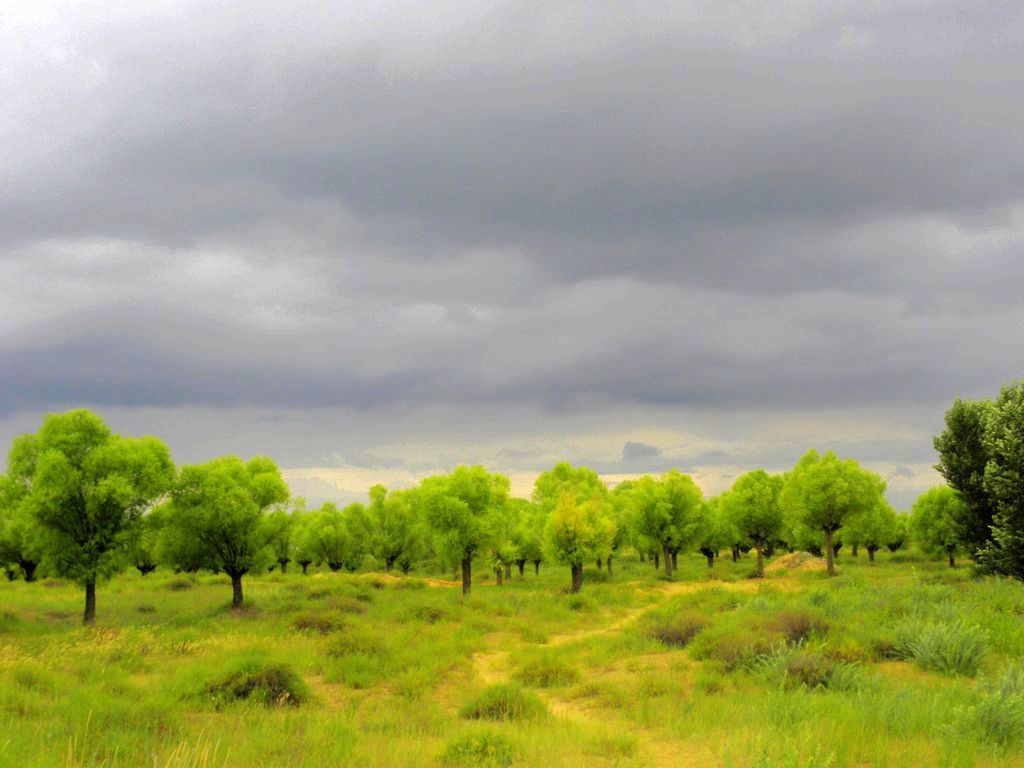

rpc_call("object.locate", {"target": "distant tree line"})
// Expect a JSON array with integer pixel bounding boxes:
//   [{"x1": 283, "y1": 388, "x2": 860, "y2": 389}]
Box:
[{"x1": 3, "y1": 382, "x2": 1023, "y2": 622}]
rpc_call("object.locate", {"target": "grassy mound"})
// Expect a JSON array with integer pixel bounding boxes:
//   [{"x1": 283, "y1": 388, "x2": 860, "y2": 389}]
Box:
[
  {"x1": 203, "y1": 660, "x2": 309, "y2": 707},
  {"x1": 459, "y1": 683, "x2": 546, "y2": 721}
]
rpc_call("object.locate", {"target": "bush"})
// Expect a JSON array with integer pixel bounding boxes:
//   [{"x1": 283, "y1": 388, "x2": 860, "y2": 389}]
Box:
[
  {"x1": 760, "y1": 646, "x2": 868, "y2": 692},
  {"x1": 514, "y1": 655, "x2": 580, "y2": 688},
  {"x1": 292, "y1": 612, "x2": 343, "y2": 635},
  {"x1": 165, "y1": 576, "x2": 195, "y2": 591},
  {"x1": 690, "y1": 626, "x2": 776, "y2": 671},
  {"x1": 459, "y1": 683, "x2": 547, "y2": 721},
  {"x1": 647, "y1": 613, "x2": 708, "y2": 648},
  {"x1": 413, "y1": 605, "x2": 449, "y2": 624},
  {"x1": 203, "y1": 661, "x2": 309, "y2": 707},
  {"x1": 441, "y1": 730, "x2": 514, "y2": 768},
  {"x1": 766, "y1": 610, "x2": 828, "y2": 644}
]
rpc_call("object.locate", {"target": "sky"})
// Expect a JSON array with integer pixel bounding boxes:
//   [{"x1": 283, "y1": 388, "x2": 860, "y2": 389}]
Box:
[{"x1": 2, "y1": 1, "x2": 1023, "y2": 510}]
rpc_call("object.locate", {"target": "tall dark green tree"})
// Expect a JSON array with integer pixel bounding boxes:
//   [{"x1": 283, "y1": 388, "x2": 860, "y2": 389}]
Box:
[
  {"x1": 11, "y1": 410, "x2": 174, "y2": 622},
  {"x1": 977, "y1": 382, "x2": 1024, "y2": 579},
  {"x1": 934, "y1": 398, "x2": 996, "y2": 556}
]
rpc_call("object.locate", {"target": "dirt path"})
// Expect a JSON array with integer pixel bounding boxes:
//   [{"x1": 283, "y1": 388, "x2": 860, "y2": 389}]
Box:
[{"x1": 465, "y1": 578, "x2": 774, "y2": 767}]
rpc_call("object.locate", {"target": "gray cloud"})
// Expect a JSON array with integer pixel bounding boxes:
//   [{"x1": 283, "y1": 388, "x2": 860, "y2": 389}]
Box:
[
  {"x1": 2, "y1": 1, "x2": 1022, "y2": 504},
  {"x1": 622, "y1": 441, "x2": 661, "y2": 462}
]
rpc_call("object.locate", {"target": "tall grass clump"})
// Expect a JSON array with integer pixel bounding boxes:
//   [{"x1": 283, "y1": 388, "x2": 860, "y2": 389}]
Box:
[
  {"x1": 441, "y1": 729, "x2": 515, "y2": 767},
  {"x1": 883, "y1": 618, "x2": 988, "y2": 675},
  {"x1": 459, "y1": 683, "x2": 547, "y2": 721},
  {"x1": 646, "y1": 611, "x2": 708, "y2": 648},
  {"x1": 969, "y1": 663, "x2": 1024, "y2": 747},
  {"x1": 514, "y1": 654, "x2": 580, "y2": 688}
]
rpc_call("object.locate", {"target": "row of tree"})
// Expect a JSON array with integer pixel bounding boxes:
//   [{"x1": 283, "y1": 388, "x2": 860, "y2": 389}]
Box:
[{"x1": 4, "y1": 383, "x2": 1023, "y2": 622}]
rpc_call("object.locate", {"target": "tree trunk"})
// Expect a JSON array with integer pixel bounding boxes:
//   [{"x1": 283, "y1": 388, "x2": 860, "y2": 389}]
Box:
[
  {"x1": 654, "y1": 552, "x2": 660, "y2": 570},
  {"x1": 755, "y1": 539, "x2": 764, "y2": 578},
  {"x1": 663, "y1": 545, "x2": 673, "y2": 578},
  {"x1": 671, "y1": 551, "x2": 678, "y2": 572},
  {"x1": 279, "y1": 559, "x2": 289, "y2": 574},
  {"x1": 868, "y1": 547, "x2": 876, "y2": 563},
  {"x1": 461, "y1": 557, "x2": 472, "y2": 596},
  {"x1": 596, "y1": 558, "x2": 603, "y2": 570},
  {"x1": 948, "y1": 552, "x2": 956, "y2": 568},
  {"x1": 21, "y1": 561, "x2": 38, "y2": 582},
  {"x1": 852, "y1": 543, "x2": 859, "y2": 557},
  {"x1": 824, "y1": 529, "x2": 836, "y2": 577},
  {"x1": 704, "y1": 551, "x2": 715, "y2": 568},
  {"x1": 83, "y1": 580, "x2": 96, "y2": 625},
  {"x1": 731, "y1": 547, "x2": 739, "y2": 562},
  {"x1": 300, "y1": 562, "x2": 310, "y2": 575},
  {"x1": 231, "y1": 573, "x2": 244, "y2": 609},
  {"x1": 385, "y1": 559, "x2": 393, "y2": 573},
  {"x1": 570, "y1": 564, "x2": 583, "y2": 593},
  {"x1": 517, "y1": 561, "x2": 525, "y2": 577},
  {"x1": 504, "y1": 563, "x2": 511, "y2": 579},
  {"x1": 495, "y1": 567, "x2": 503, "y2": 586},
  {"x1": 607, "y1": 555, "x2": 613, "y2": 579},
  {"x1": 533, "y1": 560, "x2": 540, "y2": 575}
]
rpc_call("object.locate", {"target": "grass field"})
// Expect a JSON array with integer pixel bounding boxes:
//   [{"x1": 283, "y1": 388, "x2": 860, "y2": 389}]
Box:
[{"x1": 1, "y1": 551, "x2": 1023, "y2": 768}]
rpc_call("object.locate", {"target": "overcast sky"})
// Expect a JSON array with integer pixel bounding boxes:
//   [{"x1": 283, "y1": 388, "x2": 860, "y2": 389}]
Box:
[{"x1": 2, "y1": 1, "x2": 1022, "y2": 509}]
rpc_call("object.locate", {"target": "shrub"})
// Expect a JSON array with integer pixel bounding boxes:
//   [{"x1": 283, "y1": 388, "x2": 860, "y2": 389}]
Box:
[
  {"x1": 459, "y1": 683, "x2": 547, "y2": 721},
  {"x1": 514, "y1": 655, "x2": 580, "y2": 688},
  {"x1": 292, "y1": 612, "x2": 343, "y2": 635},
  {"x1": 327, "y1": 629, "x2": 389, "y2": 658},
  {"x1": 441, "y1": 730, "x2": 514, "y2": 768},
  {"x1": 329, "y1": 595, "x2": 369, "y2": 614},
  {"x1": 203, "y1": 661, "x2": 309, "y2": 707},
  {"x1": 766, "y1": 610, "x2": 828, "y2": 644},
  {"x1": 413, "y1": 605, "x2": 449, "y2": 624},
  {"x1": 690, "y1": 626, "x2": 776, "y2": 671},
  {"x1": 647, "y1": 613, "x2": 708, "y2": 648},
  {"x1": 760, "y1": 646, "x2": 868, "y2": 692},
  {"x1": 165, "y1": 576, "x2": 195, "y2": 592}
]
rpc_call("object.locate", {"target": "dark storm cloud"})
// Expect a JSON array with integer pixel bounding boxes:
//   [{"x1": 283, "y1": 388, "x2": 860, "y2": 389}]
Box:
[
  {"x1": 2, "y1": 0, "x2": 1023, "y2": 483},
  {"x1": 622, "y1": 442, "x2": 661, "y2": 462}
]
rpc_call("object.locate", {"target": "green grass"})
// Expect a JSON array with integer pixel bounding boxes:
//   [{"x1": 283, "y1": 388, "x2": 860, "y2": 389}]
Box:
[{"x1": 0, "y1": 550, "x2": 1022, "y2": 766}]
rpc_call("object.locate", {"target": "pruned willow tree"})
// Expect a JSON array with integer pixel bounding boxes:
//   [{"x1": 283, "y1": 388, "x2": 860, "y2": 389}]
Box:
[
  {"x1": 419, "y1": 465, "x2": 510, "y2": 595},
  {"x1": 911, "y1": 486, "x2": 968, "y2": 567},
  {"x1": 166, "y1": 456, "x2": 289, "y2": 609},
  {"x1": 8, "y1": 410, "x2": 174, "y2": 623},
  {"x1": 721, "y1": 469, "x2": 783, "y2": 577},
  {"x1": 780, "y1": 450, "x2": 886, "y2": 576},
  {"x1": 544, "y1": 491, "x2": 616, "y2": 592},
  {"x1": 624, "y1": 470, "x2": 703, "y2": 579},
  {"x1": 368, "y1": 485, "x2": 421, "y2": 573}
]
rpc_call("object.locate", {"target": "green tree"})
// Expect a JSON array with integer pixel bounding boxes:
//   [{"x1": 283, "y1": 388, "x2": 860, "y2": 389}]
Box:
[
  {"x1": 780, "y1": 450, "x2": 885, "y2": 576},
  {"x1": 845, "y1": 499, "x2": 899, "y2": 563},
  {"x1": 977, "y1": 382, "x2": 1024, "y2": 579},
  {"x1": 694, "y1": 495, "x2": 734, "y2": 568},
  {"x1": 418, "y1": 465, "x2": 510, "y2": 595},
  {"x1": 721, "y1": 470, "x2": 784, "y2": 577},
  {"x1": 544, "y1": 492, "x2": 616, "y2": 593},
  {"x1": 368, "y1": 485, "x2": 421, "y2": 573},
  {"x1": 127, "y1": 506, "x2": 166, "y2": 576},
  {"x1": 934, "y1": 398, "x2": 996, "y2": 557},
  {"x1": 911, "y1": 486, "x2": 968, "y2": 567},
  {"x1": 12, "y1": 410, "x2": 174, "y2": 623},
  {"x1": 166, "y1": 455, "x2": 289, "y2": 608},
  {"x1": 508, "y1": 498, "x2": 544, "y2": 576},
  {"x1": 300, "y1": 502, "x2": 370, "y2": 573},
  {"x1": 624, "y1": 470, "x2": 703, "y2": 578}
]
